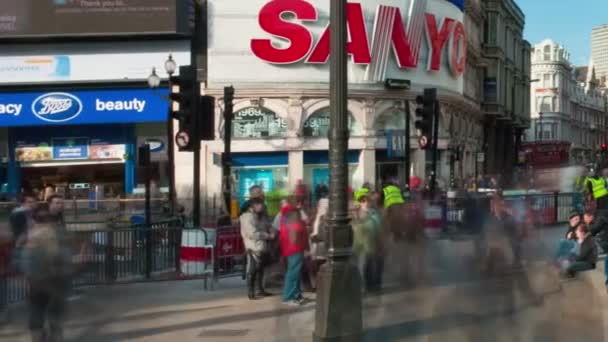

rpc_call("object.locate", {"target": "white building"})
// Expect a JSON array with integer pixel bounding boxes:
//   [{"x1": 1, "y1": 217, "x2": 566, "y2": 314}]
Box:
[
  {"x1": 592, "y1": 25, "x2": 608, "y2": 84},
  {"x1": 528, "y1": 39, "x2": 608, "y2": 163},
  {"x1": 173, "y1": 0, "x2": 488, "y2": 207}
]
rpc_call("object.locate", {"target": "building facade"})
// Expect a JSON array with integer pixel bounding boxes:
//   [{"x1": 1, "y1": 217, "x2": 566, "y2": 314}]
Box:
[
  {"x1": 592, "y1": 25, "x2": 608, "y2": 83},
  {"x1": 527, "y1": 39, "x2": 608, "y2": 164},
  {"x1": 481, "y1": 0, "x2": 531, "y2": 179},
  {"x1": 172, "y1": 0, "x2": 493, "y2": 207},
  {"x1": 0, "y1": 2, "x2": 192, "y2": 200}
]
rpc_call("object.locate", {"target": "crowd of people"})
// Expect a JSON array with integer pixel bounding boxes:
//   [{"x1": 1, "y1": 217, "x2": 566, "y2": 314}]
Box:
[
  {"x1": 1, "y1": 193, "x2": 77, "y2": 342},
  {"x1": 238, "y1": 181, "x2": 430, "y2": 305}
]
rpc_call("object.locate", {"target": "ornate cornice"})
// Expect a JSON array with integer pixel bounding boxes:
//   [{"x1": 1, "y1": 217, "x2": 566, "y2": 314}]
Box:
[{"x1": 204, "y1": 86, "x2": 484, "y2": 122}]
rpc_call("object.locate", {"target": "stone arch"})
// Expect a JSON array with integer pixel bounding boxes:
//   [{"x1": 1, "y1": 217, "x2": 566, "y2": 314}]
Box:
[
  {"x1": 231, "y1": 103, "x2": 288, "y2": 139},
  {"x1": 373, "y1": 100, "x2": 416, "y2": 135},
  {"x1": 301, "y1": 99, "x2": 364, "y2": 137}
]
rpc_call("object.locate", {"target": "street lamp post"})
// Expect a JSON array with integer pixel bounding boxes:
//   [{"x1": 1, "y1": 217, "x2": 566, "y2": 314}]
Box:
[
  {"x1": 313, "y1": 0, "x2": 362, "y2": 341},
  {"x1": 148, "y1": 54, "x2": 178, "y2": 217}
]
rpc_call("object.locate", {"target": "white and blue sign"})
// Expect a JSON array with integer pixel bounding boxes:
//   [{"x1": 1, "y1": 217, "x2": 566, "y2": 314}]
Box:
[
  {"x1": 0, "y1": 88, "x2": 168, "y2": 127},
  {"x1": 52, "y1": 137, "x2": 89, "y2": 160},
  {"x1": 145, "y1": 139, "x2": 165, "y2": 153}
]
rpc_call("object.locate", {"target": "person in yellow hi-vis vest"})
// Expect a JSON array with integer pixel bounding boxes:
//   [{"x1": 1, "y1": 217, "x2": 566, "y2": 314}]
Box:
[
  {"x1": 383, "y1": 184, "x2": 405, "y2": 209},
  {"x1": 585, "y1": 168, "x2": 608, "y2": 212}
]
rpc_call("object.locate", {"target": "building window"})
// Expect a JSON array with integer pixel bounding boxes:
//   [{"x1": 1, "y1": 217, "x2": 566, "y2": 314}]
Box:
[
  {"x1": 374, "y1": 110, "x2": 406, "y2": 136},
  {"x1": 543, "y1": 74, "x2": 551, "y2": 88},
  {"x1": 232, "y1": 107, "x2": 287, "y2": 138},
  {"x1": 303, "y1": 108, "x2": 362, "y2": 137},
  {"x1": 540, "y1": 97, "x2": 552, "y2": 112},
  {"x1": 544, "y1": 45, "x2": 551, "y2": 61}
]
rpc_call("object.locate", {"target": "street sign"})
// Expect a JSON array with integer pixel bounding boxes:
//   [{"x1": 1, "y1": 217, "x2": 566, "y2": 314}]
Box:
[
  {"x1": 175, "y1": 130, "x2": 191, "y2": 149},
  {"x1": 418, "y1": 135, "x2": 429, "y2": 149},
  {"x1": 477, "y1": 152, "x2": 485, "y2": 163}
]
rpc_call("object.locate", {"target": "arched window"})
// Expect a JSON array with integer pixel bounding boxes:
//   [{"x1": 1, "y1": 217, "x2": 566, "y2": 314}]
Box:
[
  {"x1": 303, "y1": 108, "x2": 362, "y2": 137},
  {"x1": 373, "y1": 110, "x2": 407, "y2": 136},
  {"x1": 543, "y1": 45, "x2": 551, "y2": 61},
  {"x1": 232, "y1": 107, "x2": 287, "y2": 138}
]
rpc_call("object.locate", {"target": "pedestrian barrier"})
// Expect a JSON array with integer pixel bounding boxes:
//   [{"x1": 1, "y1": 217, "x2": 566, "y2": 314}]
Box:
[
  {"x1": 213, "y1": 225, "x2": 245, "y2": 279},
  {"x1": 424, "y1": 201, "x2": 446, "y2": 232},
  {"x1": 179, "y1": 229, "x2": 214, "y2": 288}
]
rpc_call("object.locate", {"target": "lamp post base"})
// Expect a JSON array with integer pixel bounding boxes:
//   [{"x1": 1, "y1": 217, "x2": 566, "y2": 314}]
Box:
[{"x1": 313, "y1": 259, "x2": 363, "y2": 342}]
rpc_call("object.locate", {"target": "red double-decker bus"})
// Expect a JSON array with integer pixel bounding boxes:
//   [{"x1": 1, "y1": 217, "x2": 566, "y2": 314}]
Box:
[{"x1": 521, "y1": 141, "x2": 571, "y2": 168}]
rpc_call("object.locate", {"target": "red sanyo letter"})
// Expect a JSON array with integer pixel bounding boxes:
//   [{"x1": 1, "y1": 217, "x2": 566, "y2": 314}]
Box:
[
  {"x1": 449, "y1": 21, "x2": 467, "y2": 77},
  {"x1": 307, "y1": 3, "x2": 371, "y2": 64},
  {"x1": 425, "y1": 14, "x2": 454, "y2": 71},
  {"x1": 388, "y1": 7, "x2": 420, "y2": 69},
  {"x1": 250, "y1": 0, "x2": 317, "y2": 64}
]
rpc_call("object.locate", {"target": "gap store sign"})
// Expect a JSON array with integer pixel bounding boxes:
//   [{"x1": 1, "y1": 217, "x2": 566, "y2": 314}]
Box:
[{"x1": 0, "y1": 88, "x2": 168, "y2": 127}]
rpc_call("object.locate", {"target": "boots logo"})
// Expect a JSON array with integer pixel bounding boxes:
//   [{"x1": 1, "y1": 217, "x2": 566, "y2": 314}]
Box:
[{"x1": 32, "y1": 92, "x2": 82, "y2": 122}]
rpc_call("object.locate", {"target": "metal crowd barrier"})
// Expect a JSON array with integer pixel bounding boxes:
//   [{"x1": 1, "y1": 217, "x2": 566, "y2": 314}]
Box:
[{"x1": 446, "y1": 192, "x2": 580, "y2": 227}]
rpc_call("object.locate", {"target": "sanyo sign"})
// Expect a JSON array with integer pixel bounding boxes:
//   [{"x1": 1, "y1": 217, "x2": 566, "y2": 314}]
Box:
[{"x1": 250, "y1": 0, "x2": 467, "y2": 80}]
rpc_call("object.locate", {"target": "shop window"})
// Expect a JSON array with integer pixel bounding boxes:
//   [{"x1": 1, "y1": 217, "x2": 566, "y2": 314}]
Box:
[
  {"x1": 232, "y1": 107, "x2": 287, "y2": 139},
  {"x1": 303, "y1": 108, "x2": 362, "y2": 137}
]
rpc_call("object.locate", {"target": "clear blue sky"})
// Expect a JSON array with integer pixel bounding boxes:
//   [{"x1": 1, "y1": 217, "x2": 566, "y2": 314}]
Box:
[{"x1": 518, "y1": 0, "x2": 608, "y2": 66}]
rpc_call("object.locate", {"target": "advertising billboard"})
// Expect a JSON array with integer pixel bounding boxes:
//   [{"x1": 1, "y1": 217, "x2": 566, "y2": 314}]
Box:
[
  {"x1": 208, "y1": 0, "x2": 466, "y2": 93},
  {"x1": 0, "y1": 0, "x2": 191, "y2": 39}
]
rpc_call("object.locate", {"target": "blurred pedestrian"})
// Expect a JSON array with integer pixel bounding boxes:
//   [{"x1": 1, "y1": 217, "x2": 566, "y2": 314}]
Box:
[
  {"x1": 9, "y1": 193, "x2": 38, "y2": 270},
  {"x1": 22, "y1": 205, "x2": 72, "y2": 342},
  {"x1": 586, "y1": 211, "x2": 608, "y2": 288},
  {"x1": 280, "y1": 207, "x2": 308, "y2": 306},
  {"x1": 240, "y1": 197, "x2": 275, "y2": 300},
  {"x1": 352, "y1": 190, "x2": 383, "y2": 293},
  {"x1": 310, "y1": 196, "x2": 329, "y2": 291}
]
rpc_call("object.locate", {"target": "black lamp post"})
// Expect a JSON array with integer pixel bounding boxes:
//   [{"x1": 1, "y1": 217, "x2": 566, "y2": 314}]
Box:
[
  {"x1": 313, "y1": 0, "x2": 362, "y2": 341},
  {"x1": 148, "y1": 54, "x2": 178, "y2": 217}
]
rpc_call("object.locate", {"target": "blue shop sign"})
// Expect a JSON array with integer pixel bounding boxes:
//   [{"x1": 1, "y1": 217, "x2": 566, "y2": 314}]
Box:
[
  {"x1": 0, "y1": 88, "x2": 168, "y2": 127},
  {"x1": 52, "y1": 137, "x2": 89, "y2": 160}
]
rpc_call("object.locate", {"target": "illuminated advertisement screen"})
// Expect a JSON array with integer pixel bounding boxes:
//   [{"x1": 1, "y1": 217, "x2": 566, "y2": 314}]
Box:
[{"x1": 0, "y1": 0, "x2": 191, "y2": 39}]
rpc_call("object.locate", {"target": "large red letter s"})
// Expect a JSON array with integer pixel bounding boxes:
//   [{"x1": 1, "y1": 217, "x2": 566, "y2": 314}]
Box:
[{"x1": 250, "y1": 0, "x2": 317, "y2": 64}]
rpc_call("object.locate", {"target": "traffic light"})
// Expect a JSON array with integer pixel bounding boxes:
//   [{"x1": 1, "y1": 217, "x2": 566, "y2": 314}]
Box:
[
  {"x1": 602, "y1": 143, "x2": 607, "y2": 151},
  {"x1": 414, "y1": 88, "x2": 436, "y2": 149},
  {"x1": 199, "y1": 95, "x2": 216, "y2": 141},
  {"x1": 170, "y1": 66, "x2": 198, "y2": 151}
]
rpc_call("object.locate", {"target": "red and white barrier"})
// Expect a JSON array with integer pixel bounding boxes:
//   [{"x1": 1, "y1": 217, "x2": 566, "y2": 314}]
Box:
[{"x1": 180, "y1": 229, "x2": 214, "y2": 276}]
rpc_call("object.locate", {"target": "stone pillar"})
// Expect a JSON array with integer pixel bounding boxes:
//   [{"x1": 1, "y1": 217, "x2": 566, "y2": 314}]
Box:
[
  {"x1": 288, "y1": 150, "x2": 304, "y2": 192},
  {"x1": 361, "y1": 149, "x2": 376, "y2": 188}
]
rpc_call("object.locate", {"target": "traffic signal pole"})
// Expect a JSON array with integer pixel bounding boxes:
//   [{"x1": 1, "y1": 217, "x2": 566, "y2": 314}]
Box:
[
  {"x1": 222, "y1": 87, "x2": 234, "y2": 216},
  {"x1": 191, "y1": 0, "x2": 202, "y2": 227},
  {"x1": 404, "y1": 100, "x2": 411, "y2": 192},
  {"x1": 431, "y1": 97, "x2": 439, "y2": 196}
]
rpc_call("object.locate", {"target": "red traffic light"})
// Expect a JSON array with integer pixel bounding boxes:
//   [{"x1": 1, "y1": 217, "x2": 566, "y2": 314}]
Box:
[{"x1": 602, "y1": 143, "x2": 607, "y2": 150}]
